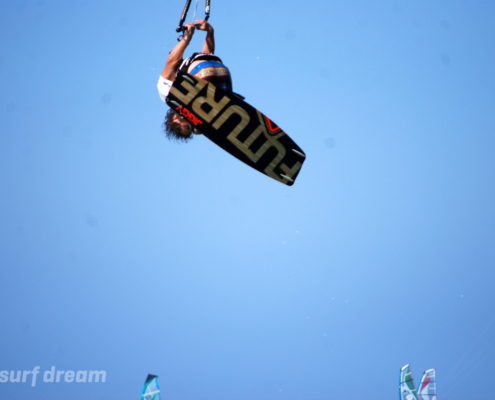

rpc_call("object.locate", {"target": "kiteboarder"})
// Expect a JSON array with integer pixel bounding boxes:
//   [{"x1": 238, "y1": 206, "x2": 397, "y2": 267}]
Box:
[{"x1": 157, "y1": 19, "x2": 233, "y2": 142}]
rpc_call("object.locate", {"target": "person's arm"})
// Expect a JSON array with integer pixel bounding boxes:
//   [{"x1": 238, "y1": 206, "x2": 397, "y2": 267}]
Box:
[
  {"x1": 195, "y1": 20, "x2": 215, "y2": 54},
  {"x1": 160, "y1": 24, "x2": 195, "y2": 80}
]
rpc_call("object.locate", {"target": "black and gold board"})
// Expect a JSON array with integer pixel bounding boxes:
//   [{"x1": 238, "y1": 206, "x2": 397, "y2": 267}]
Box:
[{"x1": 166, "y1": 72, "x2": 306, "y2": 186}]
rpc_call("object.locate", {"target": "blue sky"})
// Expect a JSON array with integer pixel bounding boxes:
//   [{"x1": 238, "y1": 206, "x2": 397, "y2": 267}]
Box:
[{"x1": 1, "y1": 0, "x2": 495, "y2": 399}]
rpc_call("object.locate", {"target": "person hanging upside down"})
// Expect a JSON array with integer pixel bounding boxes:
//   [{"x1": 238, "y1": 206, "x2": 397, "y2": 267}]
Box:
[{"x1": 157, "y1": 20, "x2": 233, "y2": 142}]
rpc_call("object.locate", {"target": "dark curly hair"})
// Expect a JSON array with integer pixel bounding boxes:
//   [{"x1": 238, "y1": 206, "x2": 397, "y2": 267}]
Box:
[{"x1": 162, "y1": 108, "x2": 193, "y2": 143}]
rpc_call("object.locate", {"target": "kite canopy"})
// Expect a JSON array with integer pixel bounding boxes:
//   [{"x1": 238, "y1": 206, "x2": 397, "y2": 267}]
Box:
[
  {"x1": 417, "y1": 369, "x2": 437, "y2": 400},
  {"x1": 141, "y1": 374, "x2": 161, "y2": 400},
  {"x1": 399, "y1": 365, "x2": 419, "y2": 400},
  {"x1": 399, "y1": 365, "x2": 437, "y2": 400}
]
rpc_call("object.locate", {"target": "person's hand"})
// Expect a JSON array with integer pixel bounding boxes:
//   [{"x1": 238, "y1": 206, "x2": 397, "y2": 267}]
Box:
[
  {"x1": 194, "y1": 19, "x2": 212, "y2": 31},
  {"x1": 183, "y1": 23, "x2": 196, "y2": 42}
]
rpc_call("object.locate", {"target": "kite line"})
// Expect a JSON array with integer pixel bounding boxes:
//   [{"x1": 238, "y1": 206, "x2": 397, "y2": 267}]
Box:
[{"x1": 176, "y1": 0, "x2": 210, "y2": 32}]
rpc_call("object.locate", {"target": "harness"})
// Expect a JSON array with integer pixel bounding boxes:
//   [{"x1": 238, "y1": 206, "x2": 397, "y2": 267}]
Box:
[
  {"x1": 178, "y1": 52, "x2": 224, "y2": 73},
  {"x1": 176, "y1": 53, "x2": 244, "y2": 100}
]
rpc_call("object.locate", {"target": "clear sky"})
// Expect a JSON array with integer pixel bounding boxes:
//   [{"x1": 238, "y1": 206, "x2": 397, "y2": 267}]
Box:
[{"x1": 1, "y1": 1, "x2": 495, "y2": 399}]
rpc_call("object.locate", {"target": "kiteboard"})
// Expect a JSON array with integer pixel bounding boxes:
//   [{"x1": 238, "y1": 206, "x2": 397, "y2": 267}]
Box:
[{"x1": 166, "y1": 71, "x2": 306, "y2": 186}]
